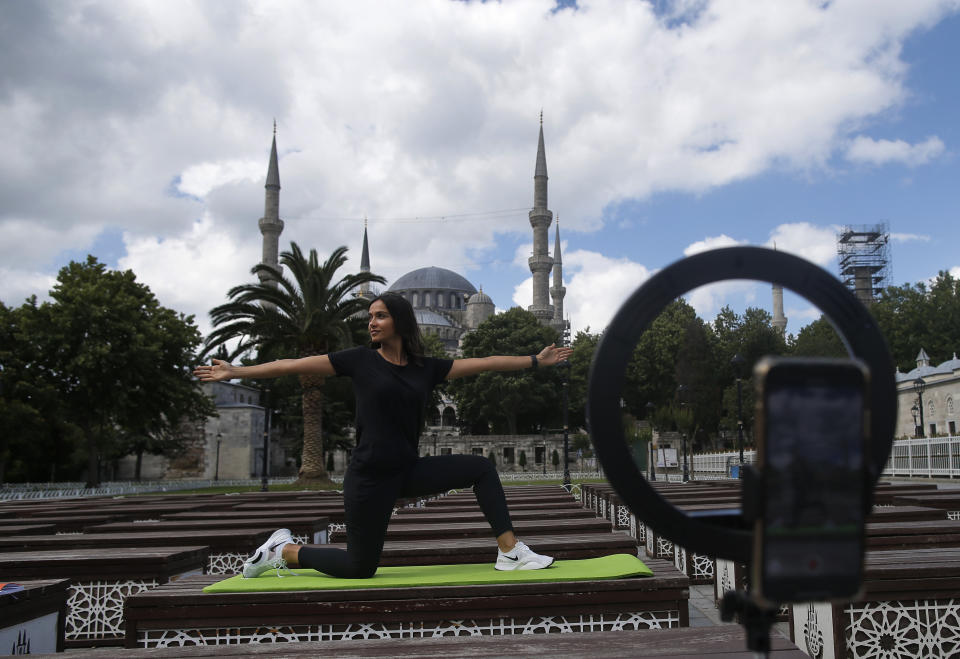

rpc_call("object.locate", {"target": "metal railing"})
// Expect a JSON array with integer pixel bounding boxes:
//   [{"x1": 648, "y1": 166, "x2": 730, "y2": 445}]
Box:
[
  {"x1": 0, "y1": 477, "x2": 297, "y2": 501},
  {"x1": 884, "y1": 436, "x2": 960, "y2": 478}
]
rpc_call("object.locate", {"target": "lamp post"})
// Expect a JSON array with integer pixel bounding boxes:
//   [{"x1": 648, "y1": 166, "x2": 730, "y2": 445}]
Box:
[
  {"x1": 911, "y1": 404, "x2": 919, "y2": 438},
  {"x1": 914, "y1": 377, "x2": 926, "y2": 438},
  {"x1": 677, "y1": 384, "x2": 690, "y2": 483},
  {"x1": 261, "y1": 387, "x2": 272, "y2": 492},
  {"x1": 646, "y1": 401, "x2": 656, "y2": 481},
  {"x1": 214, "y1": 432, "x2": 222, "y2": 481},
  {"x1": 560, "y1": 326, "x2": 571, "y2": 487},
  {"x1": 731, "y1": 353, "x2": 746, "y2": 471}
]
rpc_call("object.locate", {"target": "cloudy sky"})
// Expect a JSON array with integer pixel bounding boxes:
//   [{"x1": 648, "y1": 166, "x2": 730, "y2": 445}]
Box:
[{"x1": 2, "y1": 0, "x2": 959, "y2": 342}]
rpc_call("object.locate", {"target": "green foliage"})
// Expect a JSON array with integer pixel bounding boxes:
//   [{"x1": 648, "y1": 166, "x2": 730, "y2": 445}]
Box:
[
  {"x1": 566, "y1": 329, "x2": 599, "y2": 432},
  {"x1": 788, "y1": 315, "x2": 847, "y2": 358},
  {"x1": 551, "y1": 449, "x2": 560, "y2": 468},
  {"x1": 871, "y1": 272, "x2": 960, "y2": 372},
  {"x1": 488, "y1": 451, "x2": 496, "y2": 467},
  {"x1": 518, "y1": 450, "x2": 527, "y2": 470},
  {"x1": 0, "y1": 257, "x2": 213, "y2": 485},
  {"x1": 447, "y1": 308, "x2": 561, "y2": 434}
]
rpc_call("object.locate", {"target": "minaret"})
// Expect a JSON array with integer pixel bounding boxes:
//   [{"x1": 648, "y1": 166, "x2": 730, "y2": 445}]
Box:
[
  {"x1": 528, "y1": 112, "x2": 554, "y2": 323},
  {"x1": 258, "y1": 121, "x2": 284, "y2": 292},
  {"x1": 359, "y1": 218, "x2": 372, "y2": 298},
  {"x1": 771, "y1": 283, "x2": 787, "y2": 334},
  {"x1": 550, "y1": 217, "x2": 568, "y2": 336}
]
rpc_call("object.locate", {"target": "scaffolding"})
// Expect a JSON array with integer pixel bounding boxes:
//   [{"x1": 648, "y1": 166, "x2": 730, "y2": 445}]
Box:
[{"x1": 837, "y1": 223, "x2": 890, "y2": 305}]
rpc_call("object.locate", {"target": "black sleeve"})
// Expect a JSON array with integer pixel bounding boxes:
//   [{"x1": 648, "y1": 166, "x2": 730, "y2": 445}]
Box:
[
  {"x1": 327, "y1": 346, "x2": 367, "y2": 377},
  {"x1": 426, "y1": 356, "x2": 454, "y2": 386}
]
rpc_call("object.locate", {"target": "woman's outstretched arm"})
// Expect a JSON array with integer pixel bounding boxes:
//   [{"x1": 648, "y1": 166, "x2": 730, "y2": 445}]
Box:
[
  {"x1": 194, "y1": 356, "x2": 336, "y2": 382},
  {"x1": 446, "y1": 344, "x2": 573, "y2": 381}
]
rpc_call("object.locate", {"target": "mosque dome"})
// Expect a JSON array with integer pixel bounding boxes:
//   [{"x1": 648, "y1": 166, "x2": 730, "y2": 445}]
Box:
[
  {"x1": 468, "y1": 289, "x2": 493, "y2": 305},
  {"x1": 389, "y1": 267, "x2": 477, "y2": 296}
]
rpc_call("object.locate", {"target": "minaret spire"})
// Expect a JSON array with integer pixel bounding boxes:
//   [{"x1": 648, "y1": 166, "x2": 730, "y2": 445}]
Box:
[
  {"x1": 528, "y1": 113, "x2": 554, "y2": 323},
  {"x1": 359, "y1": 218, "x2": 372, "y2": 297},
  {"x1": 770, "y1": 242, "x2": 787, "y2": 334},
  {"x1": 550, "y1": 216, "x2": 568, "y2": 337},
  {"x1": 258, "y1": 125, "x2": 284, "y2": 298}
]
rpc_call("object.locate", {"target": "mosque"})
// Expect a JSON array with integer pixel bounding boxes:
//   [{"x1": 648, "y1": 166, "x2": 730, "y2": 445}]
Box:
[{"x1": 257, "y1": 117, "x2": 571, "y2": 352}]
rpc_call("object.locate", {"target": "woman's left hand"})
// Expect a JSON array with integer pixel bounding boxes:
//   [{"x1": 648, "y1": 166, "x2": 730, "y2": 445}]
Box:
[{"x1": 537, "y1": 343, "x2": 574, "y2": 367}]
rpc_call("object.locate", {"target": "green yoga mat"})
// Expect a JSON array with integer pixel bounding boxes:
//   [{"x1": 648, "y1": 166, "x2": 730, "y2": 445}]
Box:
[{"x1": 203, "y1": 554, "x2": 652, "y2": 593}]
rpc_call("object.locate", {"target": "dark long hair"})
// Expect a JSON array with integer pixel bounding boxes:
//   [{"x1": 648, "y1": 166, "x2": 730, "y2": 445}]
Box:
[{"x1": 369, "y1": 293, "x2": 426, "y2": 365}]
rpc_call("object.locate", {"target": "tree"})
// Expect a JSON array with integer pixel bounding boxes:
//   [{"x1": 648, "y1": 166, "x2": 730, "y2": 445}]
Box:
[
  {"x1": 447, "y1": 308, "x2": 561, "y2": 434},
  {"x1": 871, "y1": 273, "x2": 960, "y2": 371},
  {"x1": 789, "y1": 315, "x2": 847, "y2": 358},
  {"x1": 624, "y1": 300, "x2": 699, "y2": 415},
  {"x1": 566, "y1": 329, "x2": 599, "y2": 432},
  {"x1": 205, "y1": 243, "x2": 385, "y2": 483},
  {"x1": 551, "y1": 449, "x2": 560, "y2": 469},
  {"x1": 518, "y1": 450, "x2": 527, "y2": 471},
  {"x1": 10, "y1": 257, "x2": 213, "y2": 486}
]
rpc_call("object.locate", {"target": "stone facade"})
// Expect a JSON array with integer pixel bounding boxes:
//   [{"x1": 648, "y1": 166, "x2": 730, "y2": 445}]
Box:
[{"x1": 895, "y1": 349, "x2": 960, "y2": 438}]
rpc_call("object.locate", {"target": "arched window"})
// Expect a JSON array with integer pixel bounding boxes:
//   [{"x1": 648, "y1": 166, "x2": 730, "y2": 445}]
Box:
[
  {"x1": 948, "y1": 397, "x2": 955, "y2": 415},
  {"x1": 412, "y1": 292, "x2": 419, "y2": 307},
  {"x1": 437, "y1": 291, "x2": 444, "y2": 308},
  {"x1": 450, "y1": 293, "x2": 458, "y2": 309},
  {"x1": 442, "y1": 406, "x2": 457, "y2": 427},
  {"x1": 429, "y1": 408, "x2": 441, "y2": 426}
]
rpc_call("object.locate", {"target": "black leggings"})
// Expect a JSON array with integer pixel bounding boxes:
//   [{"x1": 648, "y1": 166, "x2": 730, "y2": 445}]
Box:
[{"x1": 296, "y1": 454, "x2": 514, "y2": 578}]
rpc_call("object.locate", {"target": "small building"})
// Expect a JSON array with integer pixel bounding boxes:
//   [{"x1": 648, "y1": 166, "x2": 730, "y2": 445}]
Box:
[{"x1": 895, "y1": 349, "x2": 960, "y2": 438}]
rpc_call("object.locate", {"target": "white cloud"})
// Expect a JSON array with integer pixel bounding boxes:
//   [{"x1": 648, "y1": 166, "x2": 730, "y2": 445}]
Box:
[
  {"x1": 1, "y1": 0, "x2": 958, "y2": 326},
  {"x1": 118, "y1": 214, "x2": 260, "y2": 335},
  {"x1": 845, "y1": 136, "x2": 946, "y2": 167},
  {"x1": 177, "y1": 159, "x2": 264, "y2": 199},
  {"x1": 0, "y1": 268, "x2": 57, "y2": 307},
  {"x1": 766, "y1": 223, "x2": 839, "y2": 268},
  {"x1": 891, "y1": 232, "x2": 931, "y2": 243},
  {"x1": 683, "y1": 234, "x2": 746, "y2": 256},
  {"x1": 522, "y1": 249, "x2": 655, "y2": 334}
]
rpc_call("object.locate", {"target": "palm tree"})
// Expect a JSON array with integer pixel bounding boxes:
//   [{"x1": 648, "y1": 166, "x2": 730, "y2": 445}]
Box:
[{"x1": 205, "y1": 243, "x2": 385, "y2": 483}]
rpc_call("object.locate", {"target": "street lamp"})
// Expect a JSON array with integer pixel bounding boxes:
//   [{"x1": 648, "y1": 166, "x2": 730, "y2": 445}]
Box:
[
  {"x1": 914, "y1": 377, "x2": 926, "y2": 438},
  {"x1": 261, "y1": 387, "x2": 272, "y2": 492},
  {"x1": 911, "y1": 404, "x2": 919, "y2": 438},
  {"x1": 214, "y1": 432, "x2": 222, "y2": 481},
  {"x1": 560, "y1": 325, "x2": 571, "y2": 487},
  {"x1": 646, "y1": 401, "x2": 656, "y2": 481},
  {"x1": 677, "y1": 384, "x2": 690, "y2": 483},
  {"x1": 731, "y1": 353, "x2": 746, "y2": 471}
]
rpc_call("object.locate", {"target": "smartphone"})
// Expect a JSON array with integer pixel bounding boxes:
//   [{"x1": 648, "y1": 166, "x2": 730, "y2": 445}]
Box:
[{"x1": 751, "y1": 357, "x2": 870, "y2": 605}]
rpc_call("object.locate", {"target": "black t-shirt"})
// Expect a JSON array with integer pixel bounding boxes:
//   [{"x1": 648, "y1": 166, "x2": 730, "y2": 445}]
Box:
[{"x1": 328, "y1": 346, "x2": 453, "y2": 472}]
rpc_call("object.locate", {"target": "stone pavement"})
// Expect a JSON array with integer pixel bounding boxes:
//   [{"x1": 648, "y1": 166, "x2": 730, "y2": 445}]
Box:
[{"x1": 688, "y1": 584, "x2": 791, "y2": 639}]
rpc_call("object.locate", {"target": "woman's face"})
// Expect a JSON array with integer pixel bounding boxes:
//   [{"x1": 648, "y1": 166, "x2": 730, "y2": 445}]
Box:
[{"x1": 368, "y1": 299, "x2": 396, "y2": 344}]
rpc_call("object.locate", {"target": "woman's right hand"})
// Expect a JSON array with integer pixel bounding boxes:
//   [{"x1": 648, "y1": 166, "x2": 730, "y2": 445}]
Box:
[{"x1": 194, "y1": 358, "x2": 235, "y2": 382}]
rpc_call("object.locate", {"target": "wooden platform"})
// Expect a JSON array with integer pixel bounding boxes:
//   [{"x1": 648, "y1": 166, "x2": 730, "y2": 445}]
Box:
[
  {"x1": 0, "y1": 546, "x2": 207, "y2": 647},
  {"x1": 53, "y1": 624, "x2": 804, "y2": 657},
  {"x1": 0, "y1": 578, "x2": 69, "y2": 654},
  {"x1": 122, "y1": 558, "x2": 690, "y2": 648}
]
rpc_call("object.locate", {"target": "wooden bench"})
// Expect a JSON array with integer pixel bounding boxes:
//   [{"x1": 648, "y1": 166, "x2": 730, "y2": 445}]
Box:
[
  {"x1": 331, "y1": 532, "x2": 639, "y2": 566},
  {"x1": 376, "y1": 517, "x2": 613, "y2": 541},
  {"x1": 0, "y1": 578, "x2": 69, "y2": 654},
  {"x1": 84, "y1": 517, "x2": 329, "y2": 546},
  {"x1": 0, "y1": 529, "x2": 275, "y2": 575},
  {"x1": 0, "y1": 514, "x2": 122, "y2": 533},
  {"x1": 122, "y1": 558, "x2": 689, "y2": 649},
  {"x1": 0, "y1": 546, "x2": 207, "y2": 647},
  {"x1": 787, "y1": 547, "x2": 960, "y2": 659},
  {"x1": 21, "y1": 624, "x2": 808, "y2": 657}
]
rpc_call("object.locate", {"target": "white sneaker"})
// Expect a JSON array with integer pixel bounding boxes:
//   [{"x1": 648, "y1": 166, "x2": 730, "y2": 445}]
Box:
[
  {"x1": 242, "y1": 528, "x2": 294, "y2": 578},
  {"x1": 495, "y1": 540, "x2": 554, "y2": 571}
]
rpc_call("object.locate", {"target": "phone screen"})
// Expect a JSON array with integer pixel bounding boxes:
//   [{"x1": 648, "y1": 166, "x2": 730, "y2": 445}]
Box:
[{"x1": 759, "y1": 362, "x2": 866, "y2": 602}]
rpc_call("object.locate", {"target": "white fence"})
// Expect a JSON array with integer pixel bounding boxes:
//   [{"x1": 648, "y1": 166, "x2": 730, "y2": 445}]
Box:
[
  {"x1": 0, "y1": 477, "x2": 297, "y2": 501},
  {"x1": 884, "y1": 436, "x2": 960, "y2": 479}
]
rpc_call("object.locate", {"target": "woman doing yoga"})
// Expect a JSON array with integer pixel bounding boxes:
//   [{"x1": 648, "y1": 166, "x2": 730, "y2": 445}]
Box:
[{"x1": 194, "y1": 293, "x2": 573, "y2": 579}]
